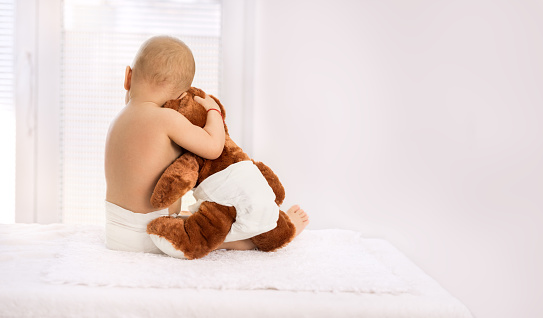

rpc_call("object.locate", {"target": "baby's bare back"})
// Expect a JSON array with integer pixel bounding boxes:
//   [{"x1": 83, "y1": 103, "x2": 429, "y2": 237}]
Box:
[{"x1": 105, "y1": 104, "x2": 182, "y2": 213}]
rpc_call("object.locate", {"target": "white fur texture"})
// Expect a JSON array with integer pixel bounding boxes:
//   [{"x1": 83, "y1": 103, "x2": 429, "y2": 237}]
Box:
[{"x1": 44, "y1": 227, "x2": 410, "y2": 293}]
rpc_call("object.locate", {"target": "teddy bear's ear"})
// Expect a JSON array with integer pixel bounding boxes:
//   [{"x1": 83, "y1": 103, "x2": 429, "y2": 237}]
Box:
[
  {"x1": 176, "y1": 87, "x2": 207, "y2": 128},
  {"x1": 178, "y1": 91, "x2": 192, "y2": 109},
  {"x1": 163, "y1": 99, "x2": 181, "y2": 111},
  {"x1": 186, "y1": 87, "x2": 223, "y2": 119},
  {"x1": 190, "y1": 87, "x2": 205, "y2": 99}
]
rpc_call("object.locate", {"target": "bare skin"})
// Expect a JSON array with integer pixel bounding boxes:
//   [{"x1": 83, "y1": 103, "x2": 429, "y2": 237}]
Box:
[
  {"x1": 105, "y1": 66, "x2": 224, "y2": 214},
  {"x1": 216, "y1": 204, "x2": 310, "y2": 251}
]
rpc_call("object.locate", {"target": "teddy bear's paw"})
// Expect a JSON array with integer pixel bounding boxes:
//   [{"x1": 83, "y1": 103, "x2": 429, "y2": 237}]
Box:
[
  {"x1": 150, "y1": 155, "x2": 200, "y2": 209},
  {"x1": 149, "y1": 234, "x2": 188, "y2": 259},
  {"x1": 150, "y1": 172, "x2": 197, "y2": 208},
  {"x1": 147, "y1": 216, "x2": 192, "y2": 259}
]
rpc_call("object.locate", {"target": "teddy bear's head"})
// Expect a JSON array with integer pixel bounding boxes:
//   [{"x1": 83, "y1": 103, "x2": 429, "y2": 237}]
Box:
[{"x1": 163, "y1": 87, "x2": 227, "y2": 134}]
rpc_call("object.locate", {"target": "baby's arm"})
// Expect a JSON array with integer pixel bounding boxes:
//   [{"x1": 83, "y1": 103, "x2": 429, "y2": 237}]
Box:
[{"x1": 164, "y1": 94, "x2": 225, "y2": 159}]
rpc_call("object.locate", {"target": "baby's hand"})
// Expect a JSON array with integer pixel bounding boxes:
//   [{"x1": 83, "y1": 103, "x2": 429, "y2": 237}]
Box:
[{"x1": 194, "y1": 94, "x2": 220, "y2": 111}]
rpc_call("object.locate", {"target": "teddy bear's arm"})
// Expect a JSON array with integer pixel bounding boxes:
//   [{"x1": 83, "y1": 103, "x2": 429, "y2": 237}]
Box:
[
  {"x1": 150, "y1": 153, "x2": 201, "y2": 209},
  {"x1": 253, "y1": 161, "x2": 285, "y2": 206}
]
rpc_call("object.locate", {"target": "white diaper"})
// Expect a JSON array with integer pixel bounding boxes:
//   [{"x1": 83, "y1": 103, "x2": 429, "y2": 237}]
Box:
[
  {"x1": 105, "y1": 201, "x2": 168, "y2": 254},
  {"x1": 189, "y1": 160, "x2": 279, "y2": 242}
]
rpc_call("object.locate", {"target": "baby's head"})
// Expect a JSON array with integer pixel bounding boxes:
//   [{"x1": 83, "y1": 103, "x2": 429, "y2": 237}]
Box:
[{"x1": 130, "y1": 35, "x2": 195, "y2": 99}]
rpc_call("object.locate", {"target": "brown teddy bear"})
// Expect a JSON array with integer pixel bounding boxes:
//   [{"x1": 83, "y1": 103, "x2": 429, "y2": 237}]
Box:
[{"x1": 146, "y1": 87, "x2": 296, "y2": 259}]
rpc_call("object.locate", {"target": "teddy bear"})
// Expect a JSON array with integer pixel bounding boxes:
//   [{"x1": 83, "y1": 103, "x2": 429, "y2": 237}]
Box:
[{"x1": 146, "y1": 87, "x2": 296, "y2": 259}]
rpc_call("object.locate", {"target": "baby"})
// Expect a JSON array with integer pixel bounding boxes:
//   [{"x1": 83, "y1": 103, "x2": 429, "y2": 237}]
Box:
[{"x1": 104, "y1": 35, "x2": 308, "y2": 254}]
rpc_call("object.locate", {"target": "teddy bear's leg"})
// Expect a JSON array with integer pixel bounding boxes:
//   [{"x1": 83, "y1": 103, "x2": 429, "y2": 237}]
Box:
[
  {"x1": 250, "y1": 210, "x2": 296, "y2": 252},
  {"x1": 150, "y1": 153, "x2": 202, "y2": 209},
  {"x1": 253, "y1": 161, "x2": 286, "y2": 206},
  {"x1": 147, "y1": 201, "x2": 236, "y2": 259}
]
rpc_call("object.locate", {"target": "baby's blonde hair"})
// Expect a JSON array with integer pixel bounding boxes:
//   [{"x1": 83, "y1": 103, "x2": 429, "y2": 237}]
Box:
[{"x1": 132, "y1": 35, "x2": 195, "y2": 95}]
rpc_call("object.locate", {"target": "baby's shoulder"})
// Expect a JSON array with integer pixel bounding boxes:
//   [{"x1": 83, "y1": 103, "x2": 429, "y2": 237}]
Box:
[
  {"x1": 126, "y1": 103, "x2": 179, "y2": 121},
  {"x1": 113, "y1": 104, "x2": 166, "y2": 131}
]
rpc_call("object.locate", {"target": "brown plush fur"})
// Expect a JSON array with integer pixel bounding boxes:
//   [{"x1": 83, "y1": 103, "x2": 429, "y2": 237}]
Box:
[{"x1": 147, "y1": 87, "x2": 295, "y2": 259}]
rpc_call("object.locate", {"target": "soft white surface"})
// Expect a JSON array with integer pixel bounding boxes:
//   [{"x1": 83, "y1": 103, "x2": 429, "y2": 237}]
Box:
[
  {"x1": 0, "y1": 223, "x2": 473, "y2": 318},
  {"x1": 44, "y1": 226, "x2": 408, "y2": 293}
]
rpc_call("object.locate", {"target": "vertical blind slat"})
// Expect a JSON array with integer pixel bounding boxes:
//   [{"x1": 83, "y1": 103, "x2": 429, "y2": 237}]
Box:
[{"x1": 0, "y1": 0, "x2": 15, "y2": 224}]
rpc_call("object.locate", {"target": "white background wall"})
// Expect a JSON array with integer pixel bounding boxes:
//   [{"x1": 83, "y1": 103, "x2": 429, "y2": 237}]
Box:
[
  {"x1": 247, "y1": 1, "x2": 543, "y2": 317},
  {"x1": 6, "y1": 1, "x2": 541, "y2": 316}
]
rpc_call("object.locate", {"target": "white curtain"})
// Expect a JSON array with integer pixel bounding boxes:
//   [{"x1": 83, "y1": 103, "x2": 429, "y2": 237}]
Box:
[
  {"x1": 60, "y1": 0, "x2": 222, "y2": 224},
  {"x1": 0, "y1": 0, "x2": 16, "y2": 223}
]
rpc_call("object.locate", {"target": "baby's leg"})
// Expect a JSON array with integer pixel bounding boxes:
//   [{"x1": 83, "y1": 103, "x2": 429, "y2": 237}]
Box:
[{"x1": 217, "y1": 239, "x2": 256, "y2": 251}]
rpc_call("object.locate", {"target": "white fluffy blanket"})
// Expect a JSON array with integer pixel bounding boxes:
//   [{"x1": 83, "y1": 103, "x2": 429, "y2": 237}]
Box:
[{"x1": 43, "y1": 227, "x2": 411, "y2": 293}]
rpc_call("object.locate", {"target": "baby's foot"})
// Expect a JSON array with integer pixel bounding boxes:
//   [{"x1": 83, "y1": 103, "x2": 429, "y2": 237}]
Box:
[{"x1": 286, "y1": 205, "x2": 309, "y2": 237}]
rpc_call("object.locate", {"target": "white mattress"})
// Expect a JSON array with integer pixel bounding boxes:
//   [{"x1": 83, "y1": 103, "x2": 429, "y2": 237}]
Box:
[{"x1": 0, "y1": 223, "x2": 473, "y2": 318}]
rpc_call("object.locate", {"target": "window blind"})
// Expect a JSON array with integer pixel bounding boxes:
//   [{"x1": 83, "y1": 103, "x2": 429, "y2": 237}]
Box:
[
  {"x1": 0, "y1": 0, "x2": 15, "y2": 223},
  {"x1": 60, "y1": 0, "x2": 221, "y2": 224}
]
